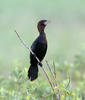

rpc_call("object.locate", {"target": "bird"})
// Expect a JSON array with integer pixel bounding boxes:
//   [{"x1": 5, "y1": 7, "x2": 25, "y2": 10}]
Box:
[{"x1": 28, "y1": 20, "x2": 49, "y2": 81}]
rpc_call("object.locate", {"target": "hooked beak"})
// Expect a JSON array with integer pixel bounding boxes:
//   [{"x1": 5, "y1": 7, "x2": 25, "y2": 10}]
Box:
[{"x1": 44, "y1": 20, "x2": 50, "y2": 25}]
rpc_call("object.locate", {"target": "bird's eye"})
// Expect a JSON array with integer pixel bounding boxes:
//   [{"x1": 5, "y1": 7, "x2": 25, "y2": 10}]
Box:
[{"x1": 41, "y1": 23, "x2": 45, "y2": 26}]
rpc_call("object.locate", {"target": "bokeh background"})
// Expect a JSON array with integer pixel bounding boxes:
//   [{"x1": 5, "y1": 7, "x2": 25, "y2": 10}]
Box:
[{"x1": 0, "y1": 0, "x2": 85, "y2": 76}]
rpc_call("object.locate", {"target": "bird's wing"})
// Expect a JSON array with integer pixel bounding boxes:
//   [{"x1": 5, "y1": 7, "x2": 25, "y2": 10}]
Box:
[
  {"x1": 30, "y1": 36, "x2": 47, "y2": 61},
  {"x1": 31, "y1": 41, "x2": 43, "y2": 53}
]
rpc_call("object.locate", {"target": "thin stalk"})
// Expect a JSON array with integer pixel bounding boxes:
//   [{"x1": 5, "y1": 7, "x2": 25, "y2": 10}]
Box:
[
  {"x1": 45, "y1": 60, "x2": 60, "y2": 100},
  {"x1": 53, "y1": 61, "x2": 56, "y2": 79}
]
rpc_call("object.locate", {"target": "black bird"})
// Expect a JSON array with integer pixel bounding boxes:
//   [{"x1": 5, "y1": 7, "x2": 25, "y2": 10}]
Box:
[{"x1": 28, "y1": 20, "x2": 49, "y2": 81}]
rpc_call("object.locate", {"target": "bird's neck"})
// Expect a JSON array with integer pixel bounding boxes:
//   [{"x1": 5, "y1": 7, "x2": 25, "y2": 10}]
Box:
[{"x1": 39, "y1": 30, "x2": 45, "y2": 35}]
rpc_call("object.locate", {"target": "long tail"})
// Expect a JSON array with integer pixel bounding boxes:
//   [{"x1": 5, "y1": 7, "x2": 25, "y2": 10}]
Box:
[{"x1": 28, "y1": 64, "x2": 38, "y2": 81}]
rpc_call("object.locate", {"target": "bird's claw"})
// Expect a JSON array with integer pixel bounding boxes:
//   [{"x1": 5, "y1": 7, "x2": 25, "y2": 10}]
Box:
[{"x1": 39, "y1": 62, "x2": 43, "y2": 67}]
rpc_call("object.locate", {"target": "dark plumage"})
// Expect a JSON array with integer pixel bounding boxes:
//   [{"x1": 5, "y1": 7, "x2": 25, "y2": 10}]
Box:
[{"x1": 28, "y1": 20, "x2": 49, "y2": 81}]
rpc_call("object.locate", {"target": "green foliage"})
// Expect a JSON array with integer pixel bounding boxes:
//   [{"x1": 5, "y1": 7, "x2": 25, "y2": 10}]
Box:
[{"x1": 0, "y1": 53, "x2": 85, "y2": 100}]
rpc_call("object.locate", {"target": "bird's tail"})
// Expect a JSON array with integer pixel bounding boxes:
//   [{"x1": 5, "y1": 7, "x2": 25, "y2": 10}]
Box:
[{"x1": 28, "y1": 64, "x2": 38, "y2": 81}]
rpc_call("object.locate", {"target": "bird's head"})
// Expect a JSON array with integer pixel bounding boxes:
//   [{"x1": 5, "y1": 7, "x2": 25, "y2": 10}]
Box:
[{"x1": 37, "y1": 20, "x2": 50, "y2": 33}]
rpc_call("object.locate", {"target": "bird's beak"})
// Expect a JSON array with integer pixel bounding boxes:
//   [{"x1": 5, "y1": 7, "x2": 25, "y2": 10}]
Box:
[{"x1": 44, "y1": 20, "x2": 50, "y2": 25}]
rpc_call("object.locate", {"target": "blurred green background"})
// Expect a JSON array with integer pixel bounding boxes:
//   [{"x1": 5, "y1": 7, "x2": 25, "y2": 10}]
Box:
[{"x1": 0, "y1": 0, "x2": 85, "y2": 76}]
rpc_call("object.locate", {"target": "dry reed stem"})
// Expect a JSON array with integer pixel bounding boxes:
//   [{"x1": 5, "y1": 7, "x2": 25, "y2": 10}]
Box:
[{"x1": 53, "y1": 61, "x2": 56, "y2": 79}]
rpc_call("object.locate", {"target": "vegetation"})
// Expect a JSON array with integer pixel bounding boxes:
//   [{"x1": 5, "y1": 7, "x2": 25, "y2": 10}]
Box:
[{"x1": 0, "y1": 52, "x2": 85, "y2": 100}]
